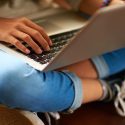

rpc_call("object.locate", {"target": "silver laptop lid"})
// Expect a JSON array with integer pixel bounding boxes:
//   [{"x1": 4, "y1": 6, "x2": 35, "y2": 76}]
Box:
[{"x1": 44, "y1": 5, "x2": 125, "y2": 71}]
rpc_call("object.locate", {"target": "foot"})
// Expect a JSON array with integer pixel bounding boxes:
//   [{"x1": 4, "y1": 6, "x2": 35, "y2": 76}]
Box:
[
  {"x1": 114, "y1": 81, "x2": 125, "y2": 117},
  {"x1": 104, "y1": 71, "x2": 125, "y2": 116}
]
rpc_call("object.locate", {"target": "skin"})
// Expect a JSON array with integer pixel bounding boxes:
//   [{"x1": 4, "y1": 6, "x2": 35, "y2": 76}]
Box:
[
  {"x1": 0, "y1": 17, "x2": 52, "y2": 54},
  {"x1": 55, "y1": 0, "x2": 125, "y2": 103},
  {"x1": 1, "y1": 1, "x2": 125, "y2": 124},
  {"x1": 0, "y1": 0, "x2": 124, "y2": 55},
  {"x1": 58, "y1": 59, "x2": 103, "y2": 103},
  {"x1": 54, "y1": 0, "x2": 125, "y2": 14},
  {"x1": 0, "y1": 0, "x2": 124, "y2": 104}
]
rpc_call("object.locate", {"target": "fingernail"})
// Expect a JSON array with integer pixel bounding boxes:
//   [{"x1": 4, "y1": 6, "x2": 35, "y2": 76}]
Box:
[
  {"x1": 49, "y1": 40, "x2": 53, "y2": 46},
  {"x1": 26, "y1": 49, "x2": 30, "y2": 54},
  {"x1": 38, "y1": 49, "x2": 42, "y2": 54},
  {"x1": 46, "y1": 46, "x2": 50, "y2": 51}
]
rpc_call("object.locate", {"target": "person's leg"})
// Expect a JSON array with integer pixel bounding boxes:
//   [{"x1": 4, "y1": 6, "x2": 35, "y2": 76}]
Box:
[
  {"x1": 58, "y1": 59, "x2": 98, "y2": 79},
  {"x1": 0, "y1": 50, "x2": 105, "y2": 125},
  {"x1": 92, "y1": 48, "x2": 125, "y2": 79},
  {"x1": 59, "y1": 48, "x2": 125, "y2": 79},
  {"x1": 0, "y1": 50, "x2": 103, "y2": 113},
  {"x1": 80, "y1": 79, "x2": 103, "y2": 103},
  {"x1": 0, "y1": 50, "x2": 79, "y2": 112},
  {"x1": 1, "y1": 48, "x2": 125, "y2": 112},
  {"x1": 58, "y1": 59, "x2": 104, "y2": 103},
  {"x1": 58, "y1": 48, "x2": 125, "y2": 103}
]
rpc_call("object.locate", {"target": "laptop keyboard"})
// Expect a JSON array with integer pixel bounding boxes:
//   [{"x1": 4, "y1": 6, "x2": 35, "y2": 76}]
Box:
[{"x1": 7, "y1": 30, "x2": 79, "y2": 64}]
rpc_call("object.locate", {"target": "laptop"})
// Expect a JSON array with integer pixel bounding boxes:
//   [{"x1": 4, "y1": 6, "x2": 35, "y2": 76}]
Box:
[{"x1": 0, "y1": 5, "x2": 125, "y2": 71}]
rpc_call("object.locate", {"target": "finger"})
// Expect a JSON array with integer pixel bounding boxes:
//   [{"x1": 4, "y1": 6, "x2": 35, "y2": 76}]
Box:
[
  {"x1": 54, "y1": 0, "x2": 72, "y2": 9},
  {"x1": 17, "y1": 25, "x2": 50, "y2": 51},
  {"x1": 10, "y1": 30, "x2": 42, "y2": 54},
  {"x1": 8, "y1": 36, "x2": 30, "y2": 54},
  {"x1": 23, "y1": 18, "x2": 52, "y2": 46}
]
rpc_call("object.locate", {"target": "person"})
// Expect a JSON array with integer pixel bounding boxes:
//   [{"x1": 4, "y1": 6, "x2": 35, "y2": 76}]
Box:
[{"x1": 0, "y1": 0, "x2": 125, "y2": 125}]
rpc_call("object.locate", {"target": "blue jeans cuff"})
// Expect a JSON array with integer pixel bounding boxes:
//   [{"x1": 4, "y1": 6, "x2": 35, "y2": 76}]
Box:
[
  {"x1": 91, "y1": 56, "x2": 110, "y2": 79},
  {"x1": 61, "y1": 71, "x2": 83, "y2": 113}
]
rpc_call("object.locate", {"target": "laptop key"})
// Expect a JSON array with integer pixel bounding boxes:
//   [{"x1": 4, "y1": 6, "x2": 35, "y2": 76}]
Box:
[
  {"x1": 3, "y1": 29, "x2": 80, "y2": 64},
  {"x1": 28, "y1": 54, "x2": 39, "y2": 60}
]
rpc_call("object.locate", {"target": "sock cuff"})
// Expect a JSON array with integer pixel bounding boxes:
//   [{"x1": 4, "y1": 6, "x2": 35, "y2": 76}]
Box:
[{"x1": 99, "y1": 80, "x2": 109, "y2": 101}]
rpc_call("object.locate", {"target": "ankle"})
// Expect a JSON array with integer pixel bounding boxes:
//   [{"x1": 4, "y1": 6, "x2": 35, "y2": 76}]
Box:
[{"x1": 81, "y1": 79, "x2": 104, "y2": 104}]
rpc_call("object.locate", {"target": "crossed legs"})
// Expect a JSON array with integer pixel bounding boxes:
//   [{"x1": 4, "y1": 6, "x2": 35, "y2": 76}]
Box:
[{"x1": 58, "y1": 59, "x2": 103, "y2": 104}]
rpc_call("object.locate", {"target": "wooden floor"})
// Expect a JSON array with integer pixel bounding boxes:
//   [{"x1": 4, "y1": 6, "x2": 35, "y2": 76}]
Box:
[{"x1": 59, "y1": 102, "x2": 125, "y2": 125}]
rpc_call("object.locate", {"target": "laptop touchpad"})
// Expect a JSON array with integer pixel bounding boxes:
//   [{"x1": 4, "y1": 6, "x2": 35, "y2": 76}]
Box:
[{"x1": 36, "y1": 20, "x2": 61, "y2": 35}]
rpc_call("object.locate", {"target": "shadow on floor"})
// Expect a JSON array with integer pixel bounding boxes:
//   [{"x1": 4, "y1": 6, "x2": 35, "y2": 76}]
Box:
[{"x1": 59, "y1": 102, "x2": 125, "y2": 125}]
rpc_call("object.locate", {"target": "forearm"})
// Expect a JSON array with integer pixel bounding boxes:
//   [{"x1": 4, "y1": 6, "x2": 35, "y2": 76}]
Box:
[
  {"x1": 79, "y1": 0, "x2": 124, "y2": 15},
  {"x1": 79, "y1": 0, "x2": 105, "y2": 15}
]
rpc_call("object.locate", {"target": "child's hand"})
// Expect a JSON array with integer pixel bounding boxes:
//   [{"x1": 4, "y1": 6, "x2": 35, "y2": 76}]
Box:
[{"x1": 0, "y1": 17, "x2": 52, "y2": 54}]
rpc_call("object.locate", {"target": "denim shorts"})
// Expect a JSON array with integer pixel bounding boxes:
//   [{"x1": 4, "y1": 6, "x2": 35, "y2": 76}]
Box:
[
  {"x1": 0, "y1": 47, "x2": 125, "y2": 113},
  {"x1": 91, "y1": 48, "x2": 125, "y2": 78},
  {"x1": 0, "y1": 50, "x2": 83, "y2": 113}
]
